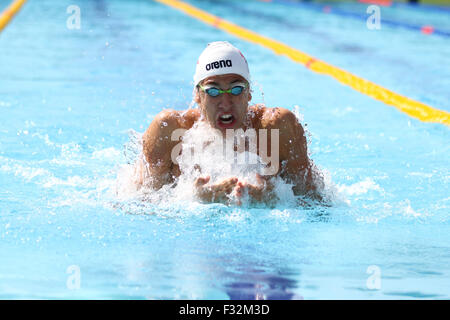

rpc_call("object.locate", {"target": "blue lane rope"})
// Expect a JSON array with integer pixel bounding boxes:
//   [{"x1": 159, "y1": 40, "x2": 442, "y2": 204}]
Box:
[{"x1": 263, "y1": 0, "x2": 450, "y2": 38}]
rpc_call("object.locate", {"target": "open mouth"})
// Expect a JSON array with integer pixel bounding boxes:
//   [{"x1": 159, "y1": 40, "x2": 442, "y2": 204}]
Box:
[{"x1": 219, "y1": 114, "x2": 234, "y2": 125}]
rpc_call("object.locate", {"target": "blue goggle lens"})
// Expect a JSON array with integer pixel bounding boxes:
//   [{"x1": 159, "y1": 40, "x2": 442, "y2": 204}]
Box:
[
  {"x1": 203, "y1": 85, "x2": 245, "y2": 97},
  {"x1": 230, "y1": 86, "x2": 244, "y2": 95},
  {"x1": 205, "y1": 88, "x2": 221, "y2": 97}
]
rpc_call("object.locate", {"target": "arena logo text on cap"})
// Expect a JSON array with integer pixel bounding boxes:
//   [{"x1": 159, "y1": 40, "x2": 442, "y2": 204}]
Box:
[
  {"x1": 194, "y1": 41, "x2": 250, "y2": 86},
  {"x1": 205, "y1": 59, "x2": 232, "y2": 71}
]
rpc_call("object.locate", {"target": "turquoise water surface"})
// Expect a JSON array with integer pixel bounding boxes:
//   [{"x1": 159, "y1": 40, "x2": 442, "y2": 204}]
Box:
[{"x1": 0, "y1": 0, "x2": 449, "y2": 299}]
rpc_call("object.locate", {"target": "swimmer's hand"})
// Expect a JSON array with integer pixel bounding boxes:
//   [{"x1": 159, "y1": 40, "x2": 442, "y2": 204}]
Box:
[
  {"x1": 234, "y1": 174, "x2": 276, "y2": 206},
  {"x1": 194, "y1": 176, "x2": 239, "y2": 204}
]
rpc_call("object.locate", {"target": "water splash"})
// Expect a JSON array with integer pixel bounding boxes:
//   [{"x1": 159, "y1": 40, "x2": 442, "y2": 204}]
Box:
[
  {"x1": 250, "y1": 80, "x2": 265, "y2": 105},
  {"x1": 113, "y1": 120, "x2": 339, "y2": 212}
]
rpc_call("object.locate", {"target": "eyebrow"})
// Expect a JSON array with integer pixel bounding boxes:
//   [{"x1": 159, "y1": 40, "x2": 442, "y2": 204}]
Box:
[{"x1": 203, "y1": 81, "x2": 219, "y2": 86}]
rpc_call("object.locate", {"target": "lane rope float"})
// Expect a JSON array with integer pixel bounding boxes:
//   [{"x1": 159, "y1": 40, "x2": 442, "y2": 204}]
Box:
[{"x1": 0, "y1": 0, "x2": 27, "y2": 33}]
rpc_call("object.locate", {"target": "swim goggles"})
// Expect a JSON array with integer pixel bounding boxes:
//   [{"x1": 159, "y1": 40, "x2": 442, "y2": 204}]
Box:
[{"x1": 198, "y1": 83, "x2": 247, "y2": 97}]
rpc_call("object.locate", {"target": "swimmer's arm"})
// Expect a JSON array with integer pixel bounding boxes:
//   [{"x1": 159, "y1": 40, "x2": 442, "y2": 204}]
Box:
[
  {"x1": 276, "y1": 108, "x2": 323, "y2": 200},
  {"x1": 142, "y1": 110, "x2": 180, "y2": 190}
]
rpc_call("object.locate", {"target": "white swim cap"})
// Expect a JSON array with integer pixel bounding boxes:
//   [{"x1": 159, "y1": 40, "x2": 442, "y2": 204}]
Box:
[{"x1": 193, "y1": 41, "x2": 250, "y2": 86}]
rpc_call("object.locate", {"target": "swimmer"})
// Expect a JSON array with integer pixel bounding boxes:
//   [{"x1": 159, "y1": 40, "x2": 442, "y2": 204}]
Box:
[{"x1": 138, "y1": 41, "x2": 323, "y2": 205}]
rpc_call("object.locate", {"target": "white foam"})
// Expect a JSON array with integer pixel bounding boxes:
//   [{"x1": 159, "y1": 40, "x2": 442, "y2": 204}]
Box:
[
  {"x1": 407, "y1": 172, "x2": 433, "y2": 178},
  {"x1": 114, "y1": 162, "x2": 145, "y2": 201},
  {"x1": 337, "y1": 177, "x2": 383, "y2": 196},
  {"x1": 271, "y1": 209, "x2": 290, "y2": 218},
  {"x1": 0, "y1": 163, "x2": 50, "y2": 182},
  {"x1": 91, "y1": 147, "x2": 121, "y2": 161},
  {"x1": 49, "y1": 158, "x2": 85, "y2": 166},
  {"x1": 42, "y1": 175, "x2": 93, "y2": 188},
  {"x1": 399, "y1": 199, "x2": 426, "y2": 219}
]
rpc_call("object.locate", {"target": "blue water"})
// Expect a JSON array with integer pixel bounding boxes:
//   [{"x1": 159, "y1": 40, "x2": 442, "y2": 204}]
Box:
[{"x1": 0, "y1": 0, "x2": 449, "y2": 299}]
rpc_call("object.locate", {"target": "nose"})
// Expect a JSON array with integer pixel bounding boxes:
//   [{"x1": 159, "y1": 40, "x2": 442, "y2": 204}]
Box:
[{"x1": 218, "y1": 92, "x2": 233, "y2": 111}]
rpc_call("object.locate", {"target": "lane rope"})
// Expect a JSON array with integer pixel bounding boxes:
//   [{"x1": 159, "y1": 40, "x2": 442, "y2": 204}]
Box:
[
  {"x1": 0, "y1": 0, "x2": 27, "y2": 33},
  {"x1": 154, "y1": 0, "x2": 450, "y2": 126},
  {"x1": 260, "y1": 0, "x2": 450, "y2": 38}
]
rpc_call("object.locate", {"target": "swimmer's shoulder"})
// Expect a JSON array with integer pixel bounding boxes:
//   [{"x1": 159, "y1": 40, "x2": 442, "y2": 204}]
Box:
[
  {"x1": 248, "y1": 104, "x2": 300, "y2": 130},
  {"x1": 148, "y1": 108, "x2": 200, "y2": 130},
  {"x1": 177, "y1": 108, "x2": 201, "y2": 129},
  {"x1": 247, "y1": 104, "x2": 266, "y2": 128},
  {"x1": 143, "y1": 108, "x2": 200, "y2": 162}
]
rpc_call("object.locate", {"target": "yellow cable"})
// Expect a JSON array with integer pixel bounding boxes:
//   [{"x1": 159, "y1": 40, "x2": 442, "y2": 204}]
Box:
[
  {"x1": 154, "y1": 0, "x2": 450, "y2": 126},
  {"x1": 0, "y1": 0, "x2": 27, "y2": 33}
]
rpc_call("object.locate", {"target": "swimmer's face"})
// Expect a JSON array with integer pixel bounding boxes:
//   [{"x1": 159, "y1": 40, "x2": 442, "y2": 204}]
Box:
[{"x1": 195, "y1": 74, "x2": 251, "y2": 133}]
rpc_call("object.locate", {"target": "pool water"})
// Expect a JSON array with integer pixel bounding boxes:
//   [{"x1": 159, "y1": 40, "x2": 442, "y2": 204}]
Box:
[{"x1": 0, "y1": 0, "x2": 449, "y2": 299}]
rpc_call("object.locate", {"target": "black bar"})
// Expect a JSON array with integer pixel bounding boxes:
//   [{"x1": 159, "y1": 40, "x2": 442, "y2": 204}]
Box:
[{"x1": 0, "y1": 300, "x2": 447, "y2": 318}]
